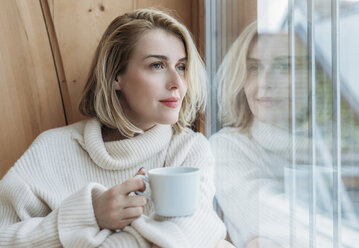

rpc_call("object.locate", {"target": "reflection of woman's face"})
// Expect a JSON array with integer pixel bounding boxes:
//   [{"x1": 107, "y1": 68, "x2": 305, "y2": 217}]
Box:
[{"x1": 244, "y1": 35, "x2": 306, "y2": 128}]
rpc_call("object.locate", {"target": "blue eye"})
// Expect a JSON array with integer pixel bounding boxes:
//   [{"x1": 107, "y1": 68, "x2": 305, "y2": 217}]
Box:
[
  {"x1": 247, "y1": 63, "x2": 262, "y2": 73},
  {"x1": 248, "y1": 65, "x2": 258, "y2": 72},
  {"x1": 274, "y1": 63, "x2": 290, "y2": 72},
  {"x1": 151, "y1": 62, "x2": 164, "y2": 69},
  {"x1": 177, "y1": 64, "x2": 186, "y2": 71}
]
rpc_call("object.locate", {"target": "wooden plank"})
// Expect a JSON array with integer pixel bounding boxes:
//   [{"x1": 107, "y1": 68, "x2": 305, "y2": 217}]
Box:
[
  {"x1": 134, "y1": 0, "x2": 192, "y2": 30},
  {"x1": 237, "y1": 0, "x2": 257, "y2": 33},
  {"x1": 0, "y1": 0, "x2": 66, "y2": 178},
  {"x1": 40, "y1": 0, "x2": 71, "y2": 123},
  {"x1": 52, "y1": 0, "x2": 134, "y2": 123},
  {"x1": 191, "y1": 0, "x2": 205, "y2": 59},
  {"x1": 47, "y1": 0, "x2": 54, "y2": 20},
  {"x1": 191, "y1": 0, "x2": 206, "y2": 135}
]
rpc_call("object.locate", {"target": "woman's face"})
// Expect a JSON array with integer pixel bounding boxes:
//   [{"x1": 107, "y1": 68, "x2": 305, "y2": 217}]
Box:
[
  {"x1": 116, "y1": 29, "x2": 187, "y2": 131},
  {"x1": 244, "y1": 34, "x2": 307, "y2": 128}
]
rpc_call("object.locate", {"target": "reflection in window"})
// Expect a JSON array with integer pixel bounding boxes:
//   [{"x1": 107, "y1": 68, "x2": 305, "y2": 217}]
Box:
[{"x1": 206, "y1": 0, "x2": 359, "y2": 247}]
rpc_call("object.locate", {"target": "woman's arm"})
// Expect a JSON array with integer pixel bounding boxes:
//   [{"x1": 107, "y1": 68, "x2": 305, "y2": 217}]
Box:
[
  {"x1": 0, "y1": 168, "x2": 149, "y2": 247},
  {"x1": 0, "y1": 169, "x2": 115, "y2": 247}
]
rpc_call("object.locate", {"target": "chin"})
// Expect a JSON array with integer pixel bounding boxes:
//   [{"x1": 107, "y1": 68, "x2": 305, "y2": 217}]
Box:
[{"x1": 157, "y1": 116, "x2": 179, "y2": 125}]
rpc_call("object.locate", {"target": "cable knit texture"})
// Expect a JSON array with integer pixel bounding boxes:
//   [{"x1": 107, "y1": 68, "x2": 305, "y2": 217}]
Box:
[
  {"x1": 0, "y1": 118, "x2": 226, "y2": 248},
  {"x1": 210, "y1": 120, "x2": 311, "y2": 248}
]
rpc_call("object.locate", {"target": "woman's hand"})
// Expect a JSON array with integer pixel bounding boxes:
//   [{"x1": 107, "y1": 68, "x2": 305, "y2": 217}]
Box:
[{"x1": 93, "y1": 168, "x2": 147, "y2": 230}]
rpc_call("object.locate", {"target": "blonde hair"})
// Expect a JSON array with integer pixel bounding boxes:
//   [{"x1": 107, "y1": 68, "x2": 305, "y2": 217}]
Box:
[
  {"x1": 79, "y1": 8, "x2": 206, "y2": 137},
  {"x1": 216, "y1": 22, "x2": 257, "y2": 131}
]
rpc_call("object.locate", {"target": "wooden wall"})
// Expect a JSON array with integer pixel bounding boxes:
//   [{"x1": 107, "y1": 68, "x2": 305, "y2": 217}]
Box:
[
  {"x1": 0, "y1": 0, "x2": 66, "y2": 178},
  {"x1": 0, "y1": 0, "x2": 204, "y2": 178},
  {"x1": 216, "y1": 0, "x2": 257, "y2": 67}
]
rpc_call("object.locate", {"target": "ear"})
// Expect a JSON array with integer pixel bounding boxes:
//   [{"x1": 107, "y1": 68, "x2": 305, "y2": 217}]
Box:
[{"x1": 113, "y1": 75, "x2": 121, "y2": 91}]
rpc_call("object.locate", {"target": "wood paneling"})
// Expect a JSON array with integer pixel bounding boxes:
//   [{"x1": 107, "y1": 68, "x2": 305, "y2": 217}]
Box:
[
  {"x1": 134, "y1": 0, "x2": 192, "y2": 29},
  {"x1": 216, "y1": 0, "x2": 257, "y2": 65},
  {"x1": 0, "y1": 0, "x2": 66, "y2": 178},
  {"x1": 41, "y1": 0, "x2": 72, "y2": 124},
  {"x1": 51, "y1": 0, "x2": 134, "y2": 123}
]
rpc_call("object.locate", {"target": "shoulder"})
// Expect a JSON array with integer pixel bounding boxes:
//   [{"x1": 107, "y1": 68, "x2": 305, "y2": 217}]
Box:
[
  {"x1": 33, "y1": 120, "x2": 86, "y2": 145},
  {"x1": 12, "y1": 120, "x2": 87, "y2": 169},
  {"x1": 209, "y1": 127, "x2": 252, "y2": 148},
  {"x1": 209, "y1": 127, "x2": 260, "y2": 163},
  {"x1": 2, "y1": 120, "x2": 88, "y2": 186}
]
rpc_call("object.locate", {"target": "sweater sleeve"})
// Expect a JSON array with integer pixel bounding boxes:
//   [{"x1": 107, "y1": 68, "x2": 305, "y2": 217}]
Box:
[
  {"x1": 130, "y1": 134, "x2": 227, "y2": 248},
  {"x1": 99, "y1": 227, "x2": 151, "y2": 248},
  {"x1": 0, "y1": 169, "x2": 113, "y2": 247}
]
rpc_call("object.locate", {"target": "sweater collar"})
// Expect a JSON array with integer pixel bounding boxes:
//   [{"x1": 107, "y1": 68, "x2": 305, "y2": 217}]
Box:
[
  {"x1": 250, "y1": 119, "x2": 309, "y2": 154},
  {"x1": 83, "y1": 118, "x2": 172, "y2": 170}
]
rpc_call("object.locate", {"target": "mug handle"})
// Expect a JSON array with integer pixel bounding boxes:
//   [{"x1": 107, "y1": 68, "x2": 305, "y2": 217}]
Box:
[{"x1": 135, "y1": 174, "x2": 152, "y2": 201}]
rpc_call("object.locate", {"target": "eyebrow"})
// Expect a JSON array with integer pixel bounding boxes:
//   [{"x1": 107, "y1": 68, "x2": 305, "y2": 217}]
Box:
[
  {"x1": 144, "y1": 55, "x2": 187, "y2": 62},
  {"x1": 247, "y1": 56, "x2": 307, "y2": 62},
  {"x1": 273, "y1": 56, "x2": 291, "y2": 62},
  {"x1": 246, "y1": 58, "x2": 260, "y2": 62}
]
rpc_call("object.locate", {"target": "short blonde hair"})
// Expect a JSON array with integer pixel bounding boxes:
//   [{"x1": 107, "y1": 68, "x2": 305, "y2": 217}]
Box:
[
  {"x1": 216, "y1": 22, "x2": 257, "y2": 131},
  {"x1": 79, "y1": 8, "x2": 206, "y2": 137}
]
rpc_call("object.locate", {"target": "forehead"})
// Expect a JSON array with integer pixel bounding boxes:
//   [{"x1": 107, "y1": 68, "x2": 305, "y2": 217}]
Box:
[
  {"x1": 248, "y1": 34, "x2": 290, "y2": 60},
  {"x1": 248, "y1": 34, "x2": 307, "y2": 60},
  {"x1": 131, "y1": 29, "x2": 186, "y2": 59}
]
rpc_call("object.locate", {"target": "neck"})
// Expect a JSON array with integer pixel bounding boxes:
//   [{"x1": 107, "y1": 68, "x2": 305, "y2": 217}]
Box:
[{"x1": 101, "y1": 126, "x2": 128, "y2": 142}]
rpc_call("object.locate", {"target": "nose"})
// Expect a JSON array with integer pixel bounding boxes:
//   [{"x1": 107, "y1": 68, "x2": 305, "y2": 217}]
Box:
[
  {"x1": 257, "y1": 66, "x2": 271, "y2": 89},
  {"x1": 166, "y1": 68, "x2": 184, "y2": 90}
]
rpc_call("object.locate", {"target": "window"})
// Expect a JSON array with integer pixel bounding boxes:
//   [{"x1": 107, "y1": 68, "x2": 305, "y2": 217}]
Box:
[{"x1": 206, "y1": 0, "x2": 359, "y2": 247}]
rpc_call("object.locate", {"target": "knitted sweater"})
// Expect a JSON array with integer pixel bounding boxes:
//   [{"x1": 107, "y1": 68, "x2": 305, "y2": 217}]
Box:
[
  {"x1": 211, "y1": 121, "x2": 359, "y2": 248},
  {"x1": 0, "y1": 118, "x2": 226, "y2": 248},
  {"x1": 210, "y1": 120, "x2": 314, "y2": 248}
]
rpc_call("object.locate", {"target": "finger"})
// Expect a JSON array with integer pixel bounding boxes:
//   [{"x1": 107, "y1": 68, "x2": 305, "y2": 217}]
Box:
[
  {"x1": 134, "y1": 168, "x2": 147, "y2": 192},
  {"x1": 122, "y1": 206, "x2": 143, "y2": 219},
  {"x1": 117, "y1": 177, "x2": 145, "y2": 195},
  {"x1": 136, "y1": 180, "x2": 146, "y2": 192},
  {"x1": 124, "y1": 195, "x2": 147, "y2": 207},
  {"x1": 134, "y1": 167, "x2": 146, "y2": 176}
]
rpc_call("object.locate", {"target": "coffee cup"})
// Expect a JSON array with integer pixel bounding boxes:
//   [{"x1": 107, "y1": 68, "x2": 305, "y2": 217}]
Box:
[{"x1": 135, "y1": 166, "x2": 200, "y2": 217}]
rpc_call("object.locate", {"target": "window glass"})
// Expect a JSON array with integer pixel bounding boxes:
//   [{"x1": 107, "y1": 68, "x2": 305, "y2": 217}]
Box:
[{"x1": 206, "y1": 0, "x2": 359, "y2": 247}]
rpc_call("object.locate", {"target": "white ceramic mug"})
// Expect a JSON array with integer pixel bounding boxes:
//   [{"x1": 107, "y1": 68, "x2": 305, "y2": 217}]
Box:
[{"x1": 136, "y1": 167, "x2": 200, "y2": 217}]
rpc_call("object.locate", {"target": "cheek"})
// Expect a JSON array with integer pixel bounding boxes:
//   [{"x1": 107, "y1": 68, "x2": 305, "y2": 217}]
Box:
[
  {"x1": 182, "y1": 84, "x2": 188, "y2": 97},
  {"x1": 244, "y1": 78, "x2": 257, "y2": 101},
  {"x1": 123, "y1": 75, "x2": 157, "y2": 101}
]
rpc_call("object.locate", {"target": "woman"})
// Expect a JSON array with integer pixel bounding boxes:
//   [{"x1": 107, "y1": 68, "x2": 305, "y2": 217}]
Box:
[
  {"x1": 0, "y1": 9, "x2": 228, "y2": 247},
  {"x1": 210, "y1": 22, "x2": 311, "y2": 248}
]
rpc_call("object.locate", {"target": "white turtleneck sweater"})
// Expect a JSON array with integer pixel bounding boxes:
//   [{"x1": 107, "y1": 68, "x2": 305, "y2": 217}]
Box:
[
  {"x1": 211, "y1": 121, "x2": 359, "y2": 248},
  {"x1": 0, "y1": 118, "x2": 226, "y2": 248},
  {"x1": 210, "y1": 120, "x2": 317, "y2": 248}
]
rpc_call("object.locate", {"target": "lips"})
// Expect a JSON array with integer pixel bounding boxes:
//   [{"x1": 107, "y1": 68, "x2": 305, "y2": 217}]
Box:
[
  {"x1": 257, "y1": 97, "x2": 286, "y2": 107},
  {"x1": 159, "y1": 97, "x2": 180, "y2": 108}
]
